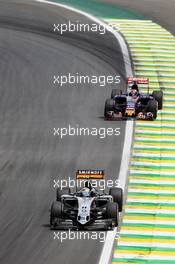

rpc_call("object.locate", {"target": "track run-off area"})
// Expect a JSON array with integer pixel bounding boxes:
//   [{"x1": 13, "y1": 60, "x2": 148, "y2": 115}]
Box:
[{"x1": 104, "y1": 19, "x2": 175, "y2": 263}]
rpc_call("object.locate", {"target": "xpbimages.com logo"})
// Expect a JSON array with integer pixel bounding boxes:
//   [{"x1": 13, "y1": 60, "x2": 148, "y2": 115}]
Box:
[
  {"x1": 53, "y1": 73, "x2": 121, "y2": 87},
  {"x1": 53, "y1": 125, "x2": 120, "y2": 139},
  {"x1": 53, "y1": 230, "x2": 120, "y2": 243},
  {"x1": 53, "y1": 21, "x2": 120, "y2": 35},
  {"x1": 53, "y1": 177, "x2": 120, "y2": 191}
]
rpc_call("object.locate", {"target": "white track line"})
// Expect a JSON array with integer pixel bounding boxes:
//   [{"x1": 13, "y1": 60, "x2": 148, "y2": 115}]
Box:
[{"x1": 35, "y1": 1, "x2": 133, "y2": 264}]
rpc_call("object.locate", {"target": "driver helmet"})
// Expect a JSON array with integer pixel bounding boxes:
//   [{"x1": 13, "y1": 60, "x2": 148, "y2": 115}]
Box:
[
  {"x1": 130, "y1": 88, "x2": 139, "y2": 96},
  {"x1": 81, "y1": 187, "x2": 90, "y2": 197},
  {"x1": 84, "y1": 180, "x2": 92, "y2": 190},
  {"x1": 130, "y1": 82, "x2": 139, "y2": 96},
  {"x1": 131, "y1": 82, "x2": 139, "y2": 91}
]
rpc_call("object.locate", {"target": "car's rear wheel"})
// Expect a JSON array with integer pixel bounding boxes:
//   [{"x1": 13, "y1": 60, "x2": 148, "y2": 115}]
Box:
[
  {"x1": 50, "y1": 201, "x2": 62, "y2": 226},
  {"x1": 146, "y1": 100, "x2": 158, "y2": 119},
  {"x1": 152, "y1": 90, "x2": 163, "y2": 110},
  {"x1": 104, "y1": 99, "x2": 115, "y2": 116},
  {"x1": 109, "y1": 187, "x2": 123, "y2": 212},
  {"x1": 111, "y1": 89, "x2": 118, "y2": 99},
  {"x1": 105, "y1": 202, "x2": 119, "y2": 226},
  {"x1": 56, "y1": 187, "x2": 70, "y2": 201}
]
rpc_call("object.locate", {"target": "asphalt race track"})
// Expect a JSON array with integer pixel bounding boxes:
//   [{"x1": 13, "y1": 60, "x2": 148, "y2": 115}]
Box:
[{"x1": 0, "y1": 1, "x2": 127, "y2": 264}]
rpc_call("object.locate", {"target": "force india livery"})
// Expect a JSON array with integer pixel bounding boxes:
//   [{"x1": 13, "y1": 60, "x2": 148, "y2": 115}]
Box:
[
  {"x1": 50, "y1": 170, "x2": 123, "y2": 230},
  {"x1": 104, "y1": 77, "x2": 163, "y2": 120}
]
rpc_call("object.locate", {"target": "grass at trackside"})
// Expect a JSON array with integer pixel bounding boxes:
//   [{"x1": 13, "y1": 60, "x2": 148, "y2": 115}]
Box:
[{"x1": 49, "y1": 0, "x2": 145, "y2": 19}]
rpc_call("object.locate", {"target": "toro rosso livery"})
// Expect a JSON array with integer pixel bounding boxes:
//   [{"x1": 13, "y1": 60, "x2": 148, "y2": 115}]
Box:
[
  {"x1": 104, "y1": 77, "x2": 163, "y2": 120},
  {"x1": 50, "y1": 170, "x2": 123, "y2": 230}
]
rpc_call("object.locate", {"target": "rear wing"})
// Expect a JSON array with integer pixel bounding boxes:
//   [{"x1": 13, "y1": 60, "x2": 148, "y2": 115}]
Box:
[
  {"x1": 127, "y1": 77, "x2": 150, "y2": 94},
  {"x1": 127, "y1": 77, "x2": 149, "y2": 84},
  {"x1": 76, "y1": 170, "x2": 105, "y2": 180}
]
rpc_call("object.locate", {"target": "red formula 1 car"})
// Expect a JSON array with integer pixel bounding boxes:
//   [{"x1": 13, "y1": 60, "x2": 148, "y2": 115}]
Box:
[{"x1": 104, "y1": 78, "x2": 163, "y2": 120}]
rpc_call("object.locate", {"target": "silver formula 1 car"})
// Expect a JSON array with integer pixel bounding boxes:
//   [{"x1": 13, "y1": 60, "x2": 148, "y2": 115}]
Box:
[{"x1": 50, "y1": 170, "x2": 123, "y2": 230}]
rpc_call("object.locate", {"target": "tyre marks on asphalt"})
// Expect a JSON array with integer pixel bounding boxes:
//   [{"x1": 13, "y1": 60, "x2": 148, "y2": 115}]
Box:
[{"x1": 104, "y1": 19, "x2": 175, "y2": 264}]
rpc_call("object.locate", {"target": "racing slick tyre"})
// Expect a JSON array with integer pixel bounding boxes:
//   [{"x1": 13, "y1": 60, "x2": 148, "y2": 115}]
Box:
[
  {"x1": 50, "y1": 201, "x2": 62, "y2": 226},
  {"x1": 146, "y1": 100, "x2": 158, "y2": 119},
  {"x1": 152, "y1": 90, "x2": 163, "y2": 110},
  {"x1": 109, "y1": 187, "x2": 123, "y2": 212},
  {"x1": 56, "y1": 187, "x2": 70, "y2": 201},
  {"x1": 104, "y1": 99, "x2": 115, "y2": 116},
  {"x1": 111, "y1": 89, "x2": 118, "y2": 99},
  {"x1": 105, "y1": 202, "x2": 119, "y2": 226}
]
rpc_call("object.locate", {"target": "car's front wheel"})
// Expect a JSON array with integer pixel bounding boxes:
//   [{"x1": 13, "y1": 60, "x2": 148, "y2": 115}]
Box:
[
  {"x1": 109, "y1": 187, "x2": 123, "y2": 212},
  {"x1": 50, "y1": 201, "x2": 62, "y2": 227},
  {"x1": 105, "y1": 202, "x2": 119, "y2": 226},
  {"x1": 104, "y1": 99, "x2": 115, "y2": 116}
]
